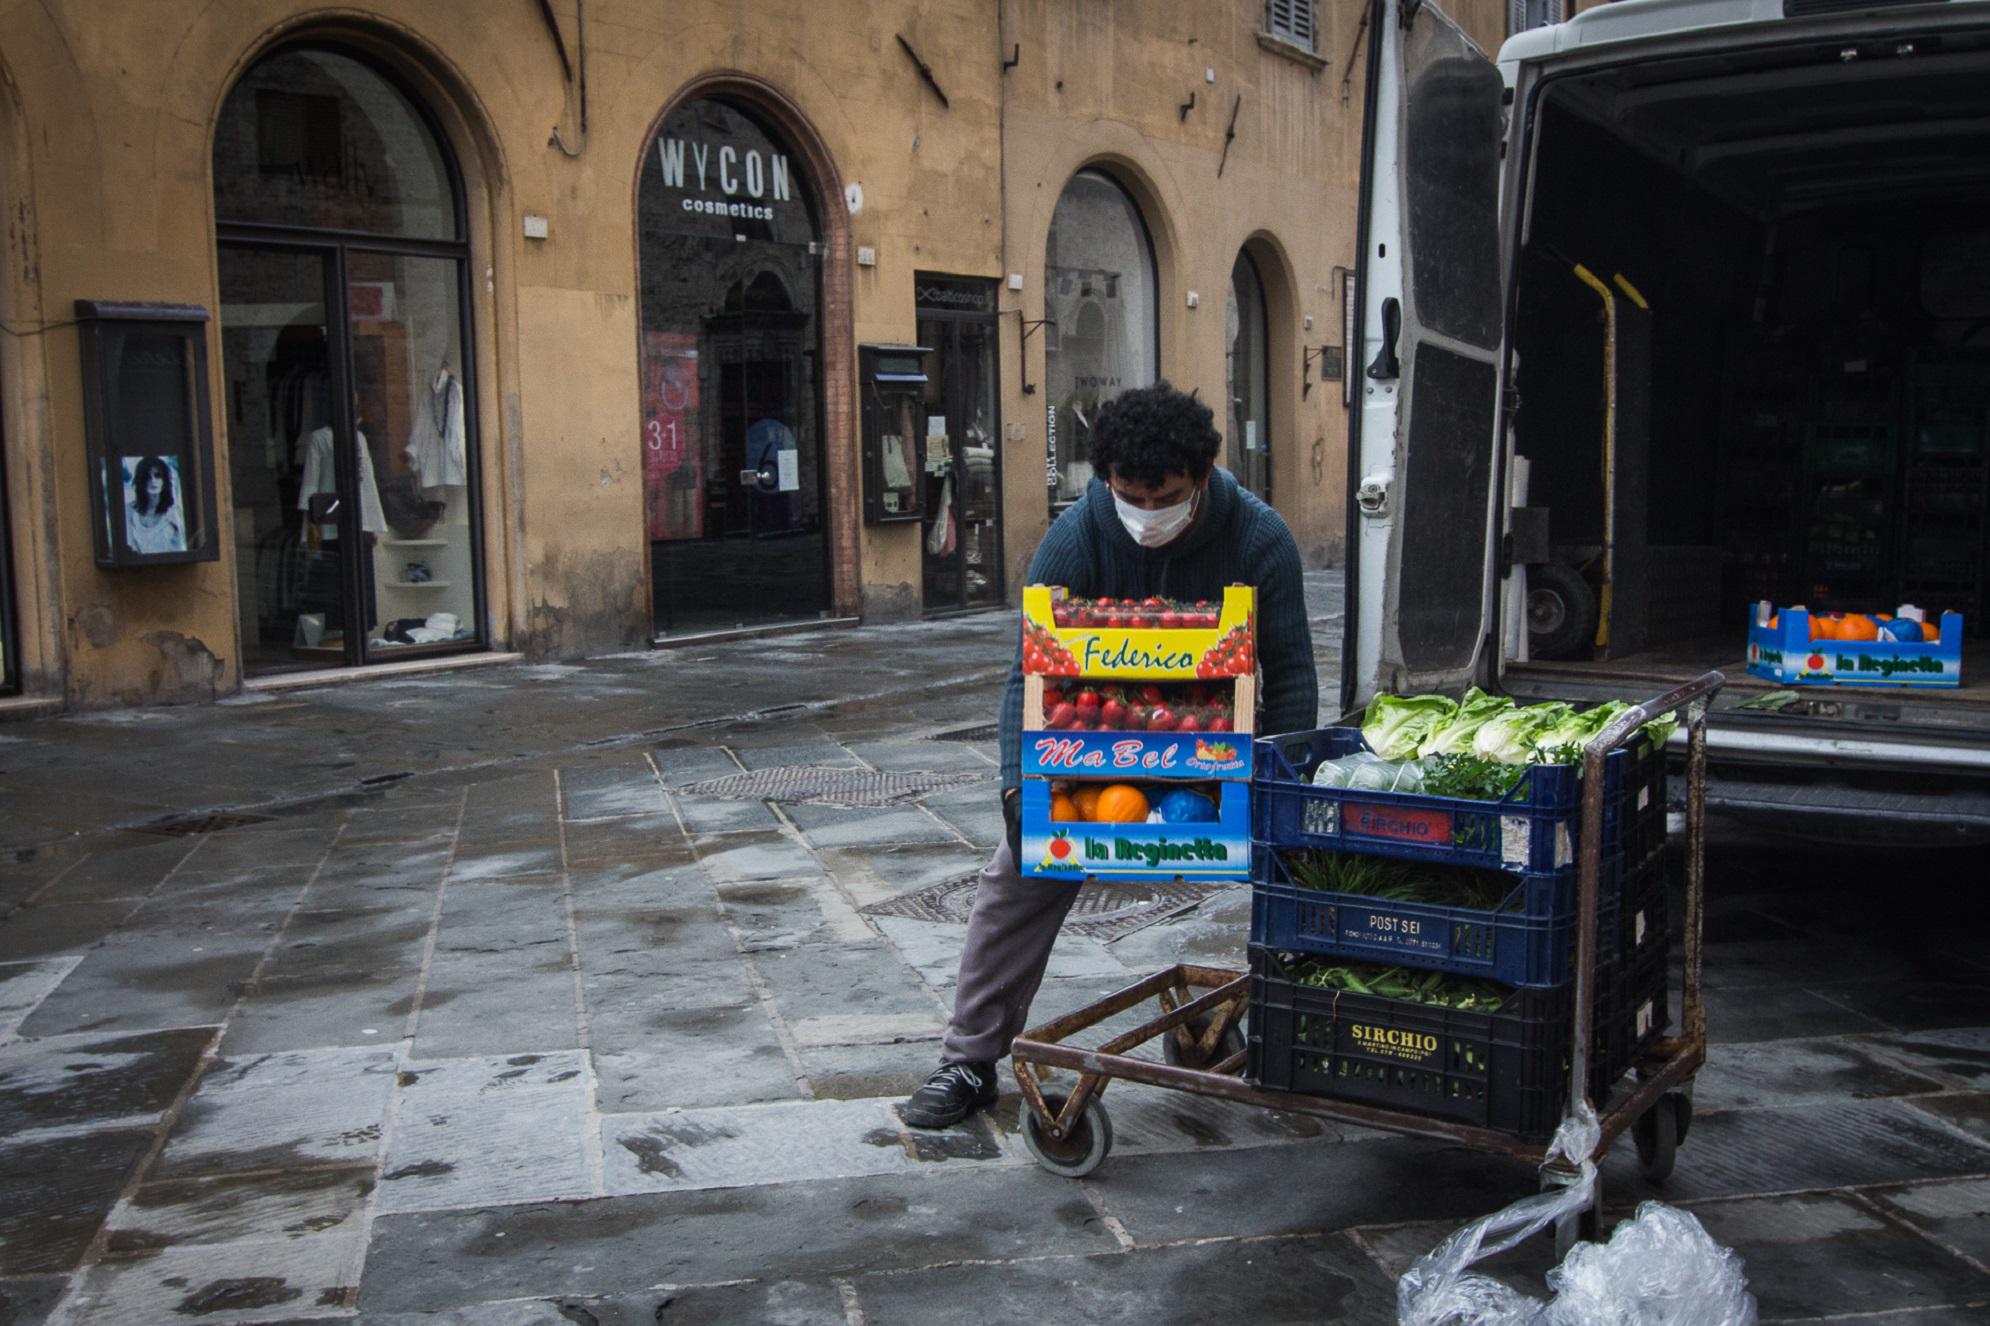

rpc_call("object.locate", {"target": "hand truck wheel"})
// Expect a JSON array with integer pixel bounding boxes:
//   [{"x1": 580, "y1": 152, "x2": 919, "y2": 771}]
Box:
[
  {"x1": 1161, "y1": 1008, "x2": 1245, "y2": 1070},
  {"x1": 1633, "y1": 1093, "x2": 1682, "y2": 1183},
  {"x1": 1021, "y1": 1091, "x2": 1113, "y2": 1178}
]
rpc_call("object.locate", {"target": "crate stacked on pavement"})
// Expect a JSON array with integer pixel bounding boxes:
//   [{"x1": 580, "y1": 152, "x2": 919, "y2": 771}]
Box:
[
  {"x1": 1015, "y1": 585, "x2": 1256, "y2": 884},
  {"x1": 1243, "y1": 717, "x2": 1671, "y2": 1142}
]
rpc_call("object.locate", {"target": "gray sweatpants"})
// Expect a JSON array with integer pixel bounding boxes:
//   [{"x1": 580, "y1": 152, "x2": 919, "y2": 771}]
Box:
[{"x1": 938, "y1": 841, "x2": 1081, "y2": 1066}]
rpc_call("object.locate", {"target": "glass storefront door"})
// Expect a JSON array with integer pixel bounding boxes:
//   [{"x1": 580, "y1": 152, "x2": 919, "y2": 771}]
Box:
[
  {"x1": 918, "y1": 293, "x2": 1003, "y2": 612},
  {"x1": 639, "y1": 99, "x2": 830, "y2": 636},
  {"x1": 213, "y1": 45, "x2": 484, "y2": 675}
]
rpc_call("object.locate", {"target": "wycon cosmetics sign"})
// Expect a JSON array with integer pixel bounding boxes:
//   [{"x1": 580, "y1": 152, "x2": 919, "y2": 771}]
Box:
[{"x1": 656, "y1": 132, "x2": 794, "y2": 222}]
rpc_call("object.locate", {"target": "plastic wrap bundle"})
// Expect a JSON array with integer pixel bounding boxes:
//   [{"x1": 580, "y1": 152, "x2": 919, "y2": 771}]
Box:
[
  {"x1": 1310, "y1": 751, "x2": 1429, "y2": 793},
  {"x1": 1397, "y1": 1102, "x2": 1756, "y2": 1326}
]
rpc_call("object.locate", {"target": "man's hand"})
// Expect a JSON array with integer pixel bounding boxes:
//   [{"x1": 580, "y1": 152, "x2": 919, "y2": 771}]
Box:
[{"x1": 1001, "y1": 787, "x2": 1022, "y2": 865}]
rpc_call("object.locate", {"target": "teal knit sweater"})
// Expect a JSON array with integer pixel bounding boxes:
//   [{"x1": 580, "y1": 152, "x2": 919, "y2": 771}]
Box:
[{"x1": 999, "y1": 467, "x2": 1318, "y2": 788}]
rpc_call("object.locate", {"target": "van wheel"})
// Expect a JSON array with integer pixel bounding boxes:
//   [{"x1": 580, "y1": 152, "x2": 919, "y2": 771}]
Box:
[{"x1": 1527, "y1": 562, "x2": 1596, "y2": 660}]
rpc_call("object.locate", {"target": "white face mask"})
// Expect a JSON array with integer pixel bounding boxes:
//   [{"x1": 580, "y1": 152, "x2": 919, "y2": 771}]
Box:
[{"x1": 1112, "y1": 487, "x2": 1198, "y2": 548}]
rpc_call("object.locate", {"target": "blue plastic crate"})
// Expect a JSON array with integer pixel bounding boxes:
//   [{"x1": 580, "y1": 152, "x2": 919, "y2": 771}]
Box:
[
  {"x1": 1251, "y1": 727, "x2": 1666, "y2": 875},
  {"x1": 1250, "y1": 845, "x2": 1663, "y2": 987}
]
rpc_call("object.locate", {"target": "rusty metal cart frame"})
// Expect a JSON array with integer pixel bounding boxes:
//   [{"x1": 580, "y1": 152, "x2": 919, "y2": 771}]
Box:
[{"x1": 1009, "y1": 672, "x2": 1725, "y2": 1251}]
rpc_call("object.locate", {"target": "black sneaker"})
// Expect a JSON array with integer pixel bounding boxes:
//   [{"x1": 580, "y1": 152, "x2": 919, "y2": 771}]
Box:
[{"x1": 899, "y1": 1060, "x2": 999, "y2": 1129}]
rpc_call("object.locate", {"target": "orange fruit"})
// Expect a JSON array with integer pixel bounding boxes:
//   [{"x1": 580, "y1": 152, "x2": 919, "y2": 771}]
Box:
[
  {"x1": 1092, "y1": 783, "x2": 1151, "y2": 823},
  {"x1": 1050, "y1": 792, "x2": 1081, "y2": 822},
  {"x1": 1838, "y1": 614, "x2": 1879, "y2": 642},
  {"x1": 1766, "y1": 614, "x2": 1779, "y2": 630},
  {"x1": 1811, "y1": 614, "x2": 1841, "y2": 641},
  {"x1": 1073, "y1": 785, "x2": 1104, "y2": 820}
]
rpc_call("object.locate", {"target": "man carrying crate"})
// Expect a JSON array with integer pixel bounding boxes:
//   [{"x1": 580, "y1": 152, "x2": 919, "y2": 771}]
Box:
[{"x1": 901, "y1": 380, "x2": 1320, "y2": 1128}]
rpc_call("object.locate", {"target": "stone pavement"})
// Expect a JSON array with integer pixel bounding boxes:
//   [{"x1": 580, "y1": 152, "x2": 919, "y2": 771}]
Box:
[{"x1": 2, "y1": 574, "x2": 1987, "y2": 1323}]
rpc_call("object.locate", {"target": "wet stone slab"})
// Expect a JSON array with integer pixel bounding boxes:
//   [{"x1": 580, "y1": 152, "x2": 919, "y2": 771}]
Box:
[
  {"x1": 781, "y1": 803, "x2": 962, "y2": 848},
  {"x1": 410, "y1": 953, "x2": 581, "y2": 1059},
  {"x1": 377, "y1": 1056, "x2": 591, "y2": 1213},
  {"x1": 795, "y1": 1036, "x2": 944, "y2": 1101},
  {"x1": 1869, "y1": 1027, "x2": 1990, "y2": 1090},
  {"x1": 558, "y1": 812, "x2": 687, "y2": 869},
  {"x1": 1865, "y1": 1176, "x2": 1990, "y2": 1266},
  {"x1": 360, "y1": 1165, "x2": 1121, "y2": 1315},
  {"x1": 849, "y1": 1231, "x2": 1402, "y2": 1324},
  {"x1": 1698, "y1": 981, "x2": 1893, "y2": 1044},
  {"x1": 1693, "y1": 1036, "x2": 1954, "y2": 1111},
  {"x1": 750, "y1": 942, "x2": 948, "y2": 1024},
  {"x1": 12, "y1": 923, "x2": 274, "y2": 1040},
  {"x1": 0, "y1": 1131, "x2": 155, "y2": 1275},
  {"x1": 0, "y1": 1275, "x2": 66, "y2": 1325},
  {"x1": 558, "y1": 765, "x2": 667, "y2": 822},
  {"x1": 217, "y1": 968, "x2": 421, "y2": 1055},
  {"x1": 600, "y1": 1098, "x2": 941, "y2": 1195},
  {"x1": 588, "y1": 1008, "x2": 799, "y2": 1113},
  {"x1": 0, "y1": 957, "x2": 80, "y2": 1042},
  {"x1": 1597, "y1": 1097, "x2": 1990, "y2": 1203},
  {"x1": 105, "y1": 1165, "x2": 377, "y2": 1255},
  {"x1": 0, "y1": 902, "x2": 134, "y2": 964},
  {"x1": 1908, "y1": 1093, "x2": 1990, "y2": 1145},
  {"x1": 0, "y1": 1027, "x2": 212, "y2": 1139},
  {"x1": 1087, "y1": 1133, "x2": 1539, "y2": 1246},
  {"x1": 355, "y1": 1280, "x2": 854, "y2": 1325},
  {"x1": 1692, "y1": 1191, "x2": 1989, "y2": 1320},
  {"x1": 27, "y1": 837, "x2": 203, "y2": 905},
  {"x1": 690, "y1": 832, "x2": 820, "y2": 885},
  {"x1": 444, "y1": 845, "x2": 564, "y2": 884},
  {"x1": 154, "y1": 1046, "x2": 397, "y2": 1178},
  {"x1": 60, "y1": 1228, "x2": 365, "y2": 1325}
]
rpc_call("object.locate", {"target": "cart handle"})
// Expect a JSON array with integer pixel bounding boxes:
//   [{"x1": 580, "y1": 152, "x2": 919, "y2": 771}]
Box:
[{"x1": 1567, "y1": 670, "x2": 1725, "y2": 1125}]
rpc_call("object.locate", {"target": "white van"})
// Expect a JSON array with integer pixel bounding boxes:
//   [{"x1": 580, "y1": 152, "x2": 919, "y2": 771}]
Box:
[{"x1": 1348, "y1": 0, "x2": 1990, "y2": 841}]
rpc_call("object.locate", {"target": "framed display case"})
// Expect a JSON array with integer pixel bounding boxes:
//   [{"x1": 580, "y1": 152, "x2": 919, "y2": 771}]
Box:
[
  {"x1": 859, "y1": 343, "x2": 929, "y2": 525},
  {"x1": 75, "y1": 300, "x2": 219, "y2": 567}
]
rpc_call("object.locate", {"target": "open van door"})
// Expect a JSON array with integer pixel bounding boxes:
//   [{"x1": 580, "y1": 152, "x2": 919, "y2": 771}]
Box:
[{"x1": 1344, "y1": 0, "x2": 1509, "y2": 713}]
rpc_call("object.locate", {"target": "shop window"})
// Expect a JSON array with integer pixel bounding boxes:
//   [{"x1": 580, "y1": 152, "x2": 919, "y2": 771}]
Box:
[
  {"x1": 1043, "y1": 170, "x2": 1158, "y2": 505},
  {"x1": 215, "y1": 47, "x2": 454, "y2": 240},
  {"x1": 213, "y1": 45, "x2": 484, "y2": 675}
]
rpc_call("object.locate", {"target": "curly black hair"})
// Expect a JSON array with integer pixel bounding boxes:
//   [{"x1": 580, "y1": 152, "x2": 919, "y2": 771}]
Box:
[{"x1": 1087, "y1": 380, "x2": 1220, "y2": 488}]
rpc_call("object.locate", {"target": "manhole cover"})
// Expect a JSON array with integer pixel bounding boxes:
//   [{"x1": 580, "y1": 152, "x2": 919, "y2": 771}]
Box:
[
  {"x1": 862, "y1": 872, "x2": 1235, "y2": 943},
  {"x1": 681, "y1": 765, "x2": 986, "y2": 808},
  {"x1": 130, "y1": 811, "x2": 278, "y2": 837},
  {"x1": 927, "y1": 723, "x2": 998, "y2": 742}
]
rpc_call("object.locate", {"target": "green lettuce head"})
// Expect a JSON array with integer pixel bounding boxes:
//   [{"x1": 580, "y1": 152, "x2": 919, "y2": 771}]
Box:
[
  {"x1": 1418, "y1": 687, "x2": 1516, "y2": 758},
  {"x1": 1471, "y1": 701, "x2": 1574, "y2": 765},
  {"x1": 1360, "y1": 693, "x2": 1458, "y2": 761}
]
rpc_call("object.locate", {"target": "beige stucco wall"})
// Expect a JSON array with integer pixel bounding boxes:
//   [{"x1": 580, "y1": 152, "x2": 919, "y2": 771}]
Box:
[{"x1": 0, "y1": 0, "x2": 1470, "y2": 708}]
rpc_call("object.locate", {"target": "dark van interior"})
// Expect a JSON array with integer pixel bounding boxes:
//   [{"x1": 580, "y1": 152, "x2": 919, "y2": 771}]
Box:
[{"x1": 1504, "y1": 28, "x2": 1990, "y2": 715}]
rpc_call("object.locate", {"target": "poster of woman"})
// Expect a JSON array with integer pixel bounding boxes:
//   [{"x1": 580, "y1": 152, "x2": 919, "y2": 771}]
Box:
[{"x1": 123, "y1": 454, "x2": 188, "y2": 555}]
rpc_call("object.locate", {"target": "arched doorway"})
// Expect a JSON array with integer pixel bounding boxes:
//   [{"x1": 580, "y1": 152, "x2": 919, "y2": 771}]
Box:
[
  {"x1": 1043, "y1": 169, "x2": 1159, "y2": 508},
  {"x1": 638, "y1": 96, "x2": 829, "y2": 636},
  {"x1": 213, "y1": 44, "x2": 485, "y2": 675},
  {"x1": 1227, "y1": 249, "x2": 1271, "y2": 501}
]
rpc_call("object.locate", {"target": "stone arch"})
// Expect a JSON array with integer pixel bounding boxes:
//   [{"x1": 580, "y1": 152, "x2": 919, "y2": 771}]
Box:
[{"x1": 201, "y1": 13, "x2": 522, "y2": 653}]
